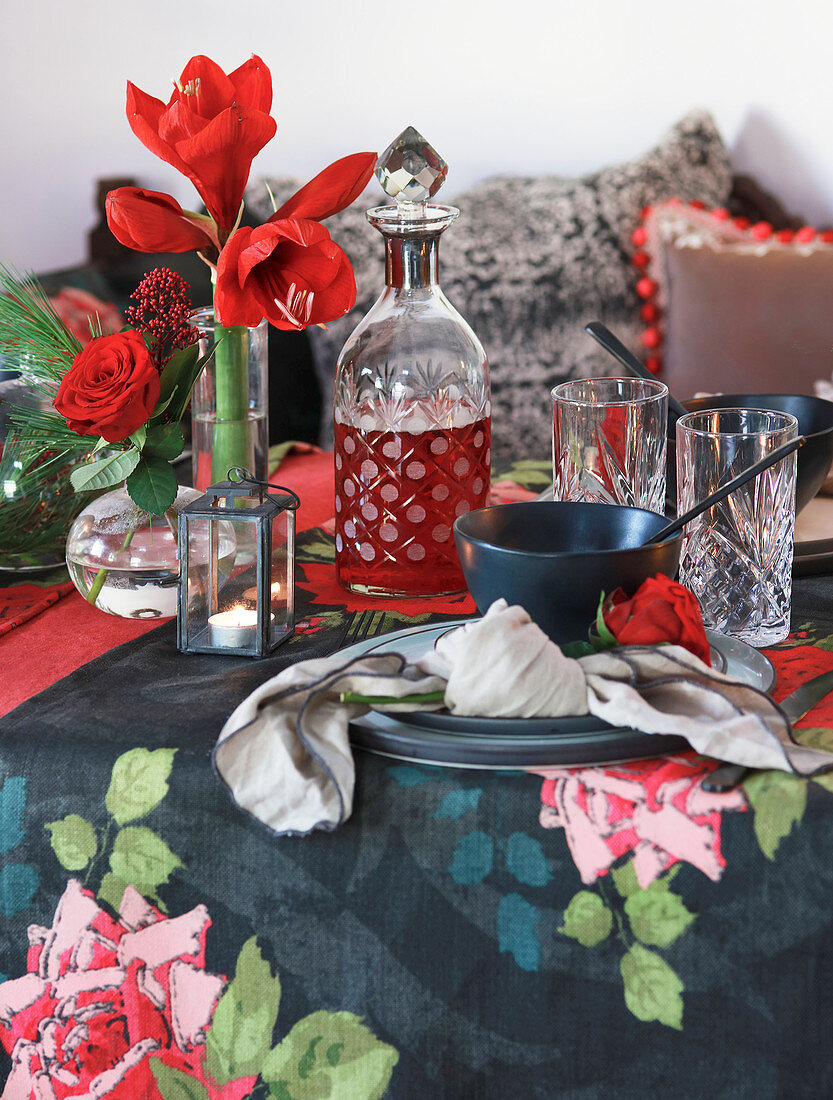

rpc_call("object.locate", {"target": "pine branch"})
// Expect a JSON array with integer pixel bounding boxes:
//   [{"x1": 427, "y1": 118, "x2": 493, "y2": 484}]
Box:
[{"x1": 0, "y1": 264, "x2": 80, "y2": 381}]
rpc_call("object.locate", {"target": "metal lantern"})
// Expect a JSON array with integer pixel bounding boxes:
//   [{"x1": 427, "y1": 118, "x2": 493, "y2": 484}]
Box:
[{"x1": 176, "y1": 467, "x2": 299, "y2": 657}]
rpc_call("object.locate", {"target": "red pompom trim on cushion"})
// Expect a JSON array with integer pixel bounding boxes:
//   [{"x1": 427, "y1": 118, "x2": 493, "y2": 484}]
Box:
[{"x1": 630, "y1": 199, "x2": 833, "y2": 377}]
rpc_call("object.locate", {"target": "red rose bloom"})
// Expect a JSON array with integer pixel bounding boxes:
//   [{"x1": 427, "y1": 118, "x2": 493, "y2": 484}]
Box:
[
  {"x1": 215, "y1": 217, "x2": 357, "y2": 329},
  {"x1": 603, "y1": 574, "x2": 711, "y2": 666},
  {"x1": 54, "y1": 330, "x2": 161, "y2": 442}
]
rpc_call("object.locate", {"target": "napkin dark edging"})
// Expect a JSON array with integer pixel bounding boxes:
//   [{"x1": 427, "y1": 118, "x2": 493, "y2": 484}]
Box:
[
  {"x1": 212, "y1": 652, "x2": 410, "y2": 839},
  {"x1": 593, "y1": 645, "x2": 833, "y2": 776}
]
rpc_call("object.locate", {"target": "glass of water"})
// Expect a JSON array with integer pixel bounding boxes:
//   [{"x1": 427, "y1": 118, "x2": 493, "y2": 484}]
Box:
[
  {"x1": 551, "y1": 378, "x2": 668, "y2": 512},
  {"x1": 676, "y1": 408, "x2": 798, "y2": 647}
]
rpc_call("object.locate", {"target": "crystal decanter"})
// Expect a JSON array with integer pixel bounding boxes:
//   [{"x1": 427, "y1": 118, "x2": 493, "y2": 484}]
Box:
[{"x1": 334, "y1": 127, "x2": 491, "y2": 597}]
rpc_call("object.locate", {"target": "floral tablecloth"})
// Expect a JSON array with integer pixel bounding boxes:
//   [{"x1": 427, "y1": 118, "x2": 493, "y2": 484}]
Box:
[{"x1": 1, "y1": 456, "x2": 833, "y2": 1098}]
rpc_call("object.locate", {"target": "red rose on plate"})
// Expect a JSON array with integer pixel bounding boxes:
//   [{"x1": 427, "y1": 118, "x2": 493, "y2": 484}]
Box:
[
  {"x1": 602, "y1": 574, "x2": 711, "y2": 666},
  {"x1": 54, "y1": 330, "x2": 160, "y2": 442}
]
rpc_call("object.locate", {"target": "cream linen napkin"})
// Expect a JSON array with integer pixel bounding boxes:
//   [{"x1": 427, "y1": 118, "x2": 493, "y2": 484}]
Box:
[{"x1": 214, "y1": 600, "x2": 833, "y2": 836}]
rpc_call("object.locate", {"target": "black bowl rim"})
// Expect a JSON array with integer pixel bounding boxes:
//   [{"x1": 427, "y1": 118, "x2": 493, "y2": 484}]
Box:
[
  {"x1": 453, "y1": 501, "x2": 683, "y2": 560},
  {"x1": 684, "y1": 393, "x2": 833, "y2": 441}
]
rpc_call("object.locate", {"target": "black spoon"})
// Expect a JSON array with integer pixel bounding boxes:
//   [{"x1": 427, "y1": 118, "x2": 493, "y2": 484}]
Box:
[
  {"x1": 585, "y1": 321, "x2": 689, "y2": 429},
  {"x1": 644, "y1": 435, "x2": 805, "y2": 545}
]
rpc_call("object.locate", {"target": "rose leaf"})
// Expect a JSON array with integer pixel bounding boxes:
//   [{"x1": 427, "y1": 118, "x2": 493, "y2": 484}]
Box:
[
  {"x1": 559, "y1": 890, "x2": 613, "y2": 947},
  {"x1": 144, "y1": 422, "x2": 184, "y2": 461},
  {"x1": 98, "y1": 872, "x2": 130, "y2": 913},
  {"x1": 620, "y1": 944, "x2": 684, "y2": 1029},
  {"x1": 129, "y1": 424, "x2": 147, "y2": 452},
  {"x1": 150, "y1": 1060, "x2": 210, "y2": 1100},
  {"x1": 45, "y1": 814, "x2": 97, "y2": 871},
  {"x1": 205, "y1": 936, "x2": 282, "y2": 1086},
  {"x1": 126, "y1": 454, "x2": 178, "y2": 515},
  {"x1": 69, "y1": 448, "x2": 141, "y2": 492},
  {"x1": 744, "y1": 771, "x2": 807, "y2": 860},
  {"x1": 105, "y1": 747, "x2": 176, "y2": 826},
  {"x1": 624, "y1": 887, "x2": 695, "y2": 948},
  {"x1": 109, "y1": 826, "x2": 183, "y2": 893},
  {"x1": 261, "y1": 1011, "x2": 399, "y2": 1100}
]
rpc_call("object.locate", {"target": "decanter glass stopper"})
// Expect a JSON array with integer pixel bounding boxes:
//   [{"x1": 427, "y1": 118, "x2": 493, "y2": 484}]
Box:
[{"x1": 375, "y1": 126, "x2": 448, "y2": 204}]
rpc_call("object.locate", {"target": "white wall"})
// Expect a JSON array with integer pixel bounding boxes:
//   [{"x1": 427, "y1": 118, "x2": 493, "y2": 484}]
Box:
[{"x1": 3, "y1": 0, "x2": 833, "y2": 273}]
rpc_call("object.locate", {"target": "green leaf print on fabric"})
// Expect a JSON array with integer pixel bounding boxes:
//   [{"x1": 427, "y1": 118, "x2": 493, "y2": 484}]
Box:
[
  {"x1": 620, "y1": 944, "x2": 684, "y2": 1030},
  {"x1": 109, "y1": 826, "x2": 183, "y2": 895},
  {"x1": 560, "y1": 891, "x2": 613, "y2": 948},
  {"x1": 46, "y1": 815, "x2": 98, "y2": 871},
  {"x1": 744, "y1": 771, "x2": 807, "y2": 860},
  {"x1": 497, "y1": 893, "x2": 541, "y2": 971},
  {"x1": 105, "y1": 747, "x2": 176, "y2": 825},
  {"x1": 151, "y1": 1060, "x2": 211, "y2": 1100},
  {"x1": 261, "y1": 1011, "x2": 399, "y2": 1100},
  {"x1": 206, "y1": 936, "x2": 282, "y2": 1086},
  {"x1": 624, "y1": 884, "x2": 696, "y2": 949}
]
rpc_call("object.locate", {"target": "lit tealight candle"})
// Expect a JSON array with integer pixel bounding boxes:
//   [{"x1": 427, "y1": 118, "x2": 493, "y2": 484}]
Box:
[
  {"x1": 242, "y1": 581, "x2": 282, "y2": 606},
  {"x1": 208, "y1": 606, "x2": 258, "y2": 649}
]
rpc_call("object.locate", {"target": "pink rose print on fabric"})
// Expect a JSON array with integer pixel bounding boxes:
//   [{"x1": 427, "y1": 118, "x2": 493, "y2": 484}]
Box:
[
  {"x1": 538, "y1": 756, "x2": 747, "y2": 888},
  {"x1": 0, "y1": 880, "x2": 255, "y2": 1099}
]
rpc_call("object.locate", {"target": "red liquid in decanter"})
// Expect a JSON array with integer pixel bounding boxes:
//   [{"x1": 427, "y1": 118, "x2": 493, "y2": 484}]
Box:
[{"x1": 335, "y1": 417, "x2": 490, "y2": 597}]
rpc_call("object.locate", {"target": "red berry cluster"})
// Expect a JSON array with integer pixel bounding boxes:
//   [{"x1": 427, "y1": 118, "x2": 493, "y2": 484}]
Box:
[
  {"x1": 630, "y1": 200, "x2": 833, "y2": 376},
  {"x1": 125, "y1": 268, "x2": 198, "y2": 367}
]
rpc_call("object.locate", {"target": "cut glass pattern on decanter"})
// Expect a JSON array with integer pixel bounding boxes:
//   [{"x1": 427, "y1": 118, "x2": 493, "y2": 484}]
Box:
[
  {"x1": 334, "y1": 126, "x2": 490, "y2": 598},
  {"x1": 376, "y1": 126, "x2": 448, "y2": 203}
]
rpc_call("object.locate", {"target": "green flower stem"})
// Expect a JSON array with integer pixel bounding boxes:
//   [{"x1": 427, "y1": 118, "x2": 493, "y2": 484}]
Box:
[
  {"x1": 339, "y1": 690, "x2": 446, "y2": 707},
  {"x1": 85, "y1": 526, "x2": 136, "y2": 607},
  {"x1": 212, "y1": 323, "x2": 251, "y2": 484}
]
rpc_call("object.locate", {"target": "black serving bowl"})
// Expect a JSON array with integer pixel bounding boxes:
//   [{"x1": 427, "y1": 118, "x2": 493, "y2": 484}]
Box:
[
  {"x1": 453, "y1": 501, "x2": 683, "y2": 645},
  {"x1": 673, "y1": 394, "x2": 833, "y2": 514}
]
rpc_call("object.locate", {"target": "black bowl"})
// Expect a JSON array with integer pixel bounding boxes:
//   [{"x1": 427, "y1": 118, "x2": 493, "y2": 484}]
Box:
[
  {"x1": 672, "y1": 394, "x2": 833, "y2": 514},
  {"x1": 453, "y1": 501, "x2": 683, "y2": 645}
]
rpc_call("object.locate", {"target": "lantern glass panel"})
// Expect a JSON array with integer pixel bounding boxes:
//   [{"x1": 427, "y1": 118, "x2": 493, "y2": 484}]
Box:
[{"x1": 269, "y1": 508, "x2": 294, "y2": 646}]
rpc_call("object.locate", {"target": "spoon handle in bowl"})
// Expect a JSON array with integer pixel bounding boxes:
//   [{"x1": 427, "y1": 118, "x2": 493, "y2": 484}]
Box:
[
  {"x1": 646, "y1": 435, "x2": 806, "y2": 545},
  {"x1": 585, "y1": 321, "x2": 690, "y2": 424}
]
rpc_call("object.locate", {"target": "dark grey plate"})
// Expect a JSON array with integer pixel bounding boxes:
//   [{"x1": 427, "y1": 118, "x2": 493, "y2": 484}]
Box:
[{"x1": 341, "y1": 621, "x2": 775, "y2": 769}]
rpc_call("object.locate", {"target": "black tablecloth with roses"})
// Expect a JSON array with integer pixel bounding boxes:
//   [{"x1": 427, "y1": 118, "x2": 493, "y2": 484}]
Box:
[{"x1": 2, "y1": 460, "x2": 833, "y2": 1099}]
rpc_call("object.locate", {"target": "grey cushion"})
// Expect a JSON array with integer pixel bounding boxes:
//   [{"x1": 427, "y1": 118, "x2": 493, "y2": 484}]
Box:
[{"x1": 247, "y1": 110, "x2": 731, "y2": 464}]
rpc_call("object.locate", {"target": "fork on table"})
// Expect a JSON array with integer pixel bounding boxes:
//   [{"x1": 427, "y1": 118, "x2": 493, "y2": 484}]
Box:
[{"x1": 328, "y1": 609, "x2": 386, "y2": 655}]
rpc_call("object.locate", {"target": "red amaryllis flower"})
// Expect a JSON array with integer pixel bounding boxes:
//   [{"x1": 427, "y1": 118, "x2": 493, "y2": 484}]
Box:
[
  {"x1": 54, "y1": 330, "x2": 161, "y2": 442},
  {"x1": 125, "y1": 54, "x2": 276, "y2": 238},
  {"x1": 213, "y1": 151, "x2": 376, "y2": 329},
  {"x1": 215, "y1": 218, "x2": 357, "y2": 329},
  {"x1": 106, "y1": 187, "x2": 219, "y2": 252}
]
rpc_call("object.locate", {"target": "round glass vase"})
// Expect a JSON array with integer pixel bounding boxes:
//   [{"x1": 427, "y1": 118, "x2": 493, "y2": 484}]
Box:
[
  {"x1": 0, "y1": 378, "x2": 90, "y2": 572},
  {"x1": 190, "y1": 309, "x2": 268, "y2": 491},
  {"x1": 65, "y1": 484, "x2": 201, "y2": 618}
]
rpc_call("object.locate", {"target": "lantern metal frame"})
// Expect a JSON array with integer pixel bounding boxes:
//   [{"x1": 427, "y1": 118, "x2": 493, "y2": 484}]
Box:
[{"x1": 176, "y1": 467, "x2": 300, "y2": 658}]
